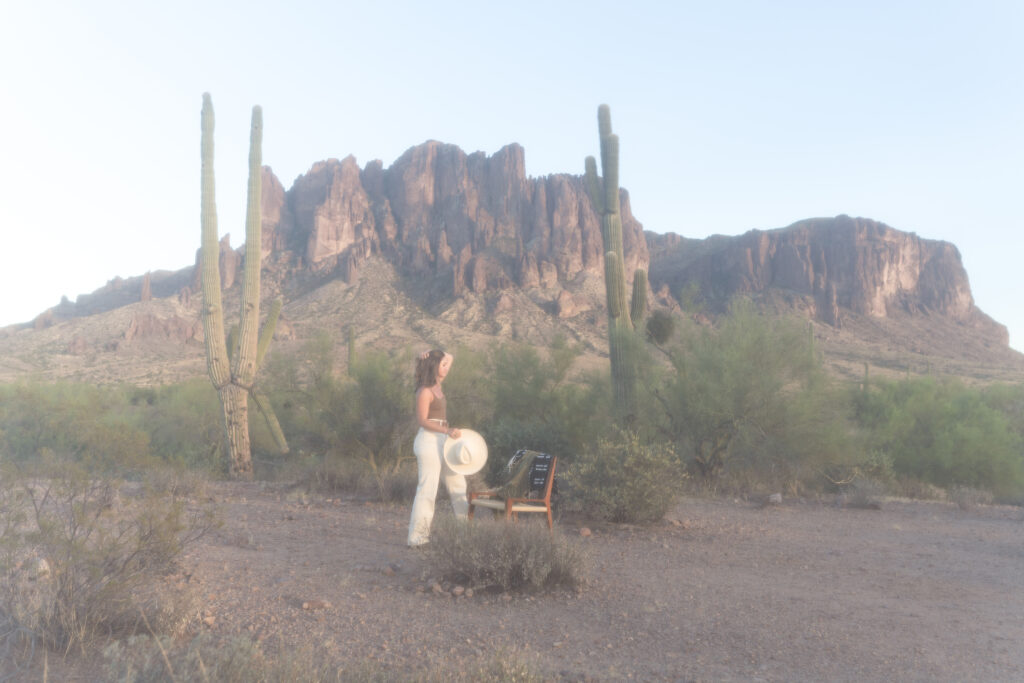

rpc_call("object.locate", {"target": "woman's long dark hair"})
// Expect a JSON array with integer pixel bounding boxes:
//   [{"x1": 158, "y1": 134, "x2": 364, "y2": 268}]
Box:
[{"x1": 415, "y1": 350, "x2": 446, "y2": 389}]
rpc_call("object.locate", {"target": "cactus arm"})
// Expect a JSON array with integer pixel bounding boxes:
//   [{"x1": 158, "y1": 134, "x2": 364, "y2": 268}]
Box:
[
  {"x1": 584, "y1": 156, "x2": 604, "y2": 213},
  {"x1": 255, "y1": 297, "x2": 282, "y2": 370},
  {"x1": 251, "y1": 387, "x2": 289, "y2": 454},
  {"x1": 630, "y1": 268, "x2": 648, "y2": 327},
  {"x1": 200, "y1": 93, "x2": 231, "y2": 389},
  {"x1": 232, "y1": 106, "x2": 263, "y2": 387}
]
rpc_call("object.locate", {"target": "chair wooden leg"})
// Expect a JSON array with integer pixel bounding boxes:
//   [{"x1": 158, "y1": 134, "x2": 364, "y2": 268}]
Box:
[
  {"x1": 468, "y1": 503, "x2": 475, "y2": 522},
  {"x1": 546, "y1": 508, "x2": 553, "y2": 529}
]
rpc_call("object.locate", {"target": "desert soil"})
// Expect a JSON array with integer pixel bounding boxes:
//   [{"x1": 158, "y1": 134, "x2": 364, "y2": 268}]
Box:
[{"x1": 31, "y1": 483, "x2": 1024, "y2": 682}]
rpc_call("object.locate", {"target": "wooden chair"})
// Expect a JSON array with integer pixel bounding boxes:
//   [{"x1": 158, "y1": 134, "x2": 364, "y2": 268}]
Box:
[{"x1": 468, "y1": 453, "x2": 557, "y2": 529}]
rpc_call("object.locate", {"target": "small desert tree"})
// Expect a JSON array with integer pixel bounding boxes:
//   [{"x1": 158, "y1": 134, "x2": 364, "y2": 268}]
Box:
[{"x1": 657, "y1": 300, "x2": 842, "y2": 480}]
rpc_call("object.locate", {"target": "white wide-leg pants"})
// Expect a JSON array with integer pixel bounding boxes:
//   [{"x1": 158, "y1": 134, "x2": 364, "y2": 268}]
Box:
[{"x1": 407, "y1": 428, "x2": 468, "y2": 546}]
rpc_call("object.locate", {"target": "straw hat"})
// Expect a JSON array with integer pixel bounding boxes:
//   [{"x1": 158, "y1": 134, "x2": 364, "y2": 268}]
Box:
[{"x1": 443, "y1": 429, "x2": 488, "y2": 475}]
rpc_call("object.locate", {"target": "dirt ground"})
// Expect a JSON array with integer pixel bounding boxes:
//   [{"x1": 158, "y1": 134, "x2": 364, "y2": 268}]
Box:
[{"x1": 27, "y1": 482, "x2": 1024, "y2": 682}]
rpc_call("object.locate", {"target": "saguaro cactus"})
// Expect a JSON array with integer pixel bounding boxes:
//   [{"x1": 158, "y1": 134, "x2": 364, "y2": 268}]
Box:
[
  {"x1": 585, "y1": 104, "x2": 646, "y2": 422},
  {"x1": 200, "y1": 93, "x2": 287, "y2": 478}
]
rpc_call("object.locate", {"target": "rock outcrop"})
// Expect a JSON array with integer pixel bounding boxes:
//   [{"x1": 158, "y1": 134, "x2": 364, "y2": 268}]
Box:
[
  {"x1": 262, "y1": 141, "x2": 648, "y2": 296},
  {"x1": 647, "y1": 215, "x2": 1007, "y2": 343},
  {"x1": 23, "y1": 142, "x2": 1010, "y2": 359}
]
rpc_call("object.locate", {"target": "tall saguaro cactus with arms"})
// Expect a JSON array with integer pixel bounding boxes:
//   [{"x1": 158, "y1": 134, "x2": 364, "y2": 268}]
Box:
[
  {"x1": 200, "y1": 93, "x2": 287, "y2": 478},
  {"x1": 585, "y1": 104, "x2": 647, "y2": 424}
]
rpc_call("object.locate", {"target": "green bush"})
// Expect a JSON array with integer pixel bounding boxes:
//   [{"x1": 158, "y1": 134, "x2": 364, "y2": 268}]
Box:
[
  {"x1": 139, "y1": 379, "x2": 224, "y2": 472},
  {"x1": 0, "y1": 460, "x2": 216, "y2": 655},
  {"x1": 0, "y1": 379, "x2": 227, "y2": 475},
  {"x1": 654, "y1": 300, "x2": 861, "y2": 490},
  {"x1": 472, "y1": 339, "x2": 602, "y2": 478},
  {"x1": 0, "y1": 381, "x2": 156, "y2": 474},
  {"x1": 566, "y1": 429, "x2": 682, "y2": 524},
  {"x1": 264, "y1": 336, "x2": 417, "y2": 500},
  {"x1": 426, "y1": 515, "x2": 587, "y2": 592},
  {"x1": 854, "y1": 377, "x2": 1024, "y2": 498}
]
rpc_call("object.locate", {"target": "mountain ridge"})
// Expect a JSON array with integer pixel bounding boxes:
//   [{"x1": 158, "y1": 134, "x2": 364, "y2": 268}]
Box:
[{"x1": 3, "y1": 141, "x2": 1020, "y2": 385}]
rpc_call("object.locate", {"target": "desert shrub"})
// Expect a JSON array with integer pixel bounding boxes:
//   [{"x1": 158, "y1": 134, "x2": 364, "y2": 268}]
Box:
[
  {"x1": 475, "y1": 339, "x2": 602, "y2": 478},
  {"x1": 646, "y1": 308, "x2": 676, "y2": 345},
  {"x1": 0, "y1": 381, "x2": 158, "y2": 474},
  {"x1": 0, "y1": 379, "x2": 227, "y2": 475},
  {"x1": 339, "y1": 349, "x2": 417, "y2": 499},
  {"x1": 655, "y1": 300, "x2": 845, "y2": 483},
  {"x1": 137, "y1": 379, "x2": 224, "y2": 472},
  {"x1": 426, "y1": 515, "x2": 586, "y2": 592},
  {"x1": 950, "y1": 485, "x2": 994, "y2": 510},
  {"x1": 891, "y1": 476, "x2": 948, "y2": 501},
  {"x1": 839, "y1": 476, "x2": 886, "y2": 509},
  {"x1": 565, "y1": 429, "x2": 683, "y2": 524},
  {"x1": 0, "y1": 459, "x2": 216, "y2": 656},
  {"x1": 854, "y1": 377, "x2": 1024, "y2": 498},
  {"x1": 264, "y1": 336, "x2": 417, "y2": 500}
]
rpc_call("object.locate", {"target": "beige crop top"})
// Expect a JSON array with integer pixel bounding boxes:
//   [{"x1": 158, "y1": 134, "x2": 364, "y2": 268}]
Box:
[{"x1": 425, "y1": 390, "x2": 446, "y2": 423}]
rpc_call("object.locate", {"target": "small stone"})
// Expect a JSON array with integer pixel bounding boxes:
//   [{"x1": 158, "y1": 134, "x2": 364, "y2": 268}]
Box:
[
  {"x1": 579, "y1": 527, "x2": 592, "y2": 537},
  {"x1": 431, "y1": 582, "x2": 444, "y2": 594},
  {"x1": 767, "y1": 493, "x2": 783, "y2": 505},
  {"x1": 381, "y1": 566, "x2": 395, "y2": 576},
  {"x1": 203, "y1": 615, "x2": 216, "y2": 626},
  {"x1": 302, "y1": 599, "x2": 331, "y2": 610},
  {"x1": 452, "y1": 585, "x2": 465, "y2": 597},
  {"x1": 33, "y1": 557, "x2": 51, "y2": 580},
  {"x1": 465, "y1": 588, "x2": 474, "y2": 598}
]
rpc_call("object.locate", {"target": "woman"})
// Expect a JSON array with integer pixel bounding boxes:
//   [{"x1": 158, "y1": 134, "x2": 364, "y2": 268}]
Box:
[{"x1": 407, "y1": 349, "x2": 467, "y2": 547}]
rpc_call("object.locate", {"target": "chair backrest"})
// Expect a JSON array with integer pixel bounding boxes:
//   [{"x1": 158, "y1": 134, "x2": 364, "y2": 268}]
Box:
[
  {"x1": 527, "y1": 452, "x2": 556, "y2": 500},
  {"x1": 497, "y1": 450, "x2": 557, "y2": 499}
]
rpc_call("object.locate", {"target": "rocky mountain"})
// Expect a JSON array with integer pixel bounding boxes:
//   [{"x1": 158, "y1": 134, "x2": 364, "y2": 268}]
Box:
[
  {"x1": 647, "y1": 215, "x2": 1006, "y2": 343},
  {"x1": 3, "y1": 142, "x2": 1021, "y2": 385}
]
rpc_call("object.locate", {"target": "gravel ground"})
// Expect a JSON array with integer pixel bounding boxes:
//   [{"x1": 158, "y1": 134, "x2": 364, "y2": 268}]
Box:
[{"x1": 24, "y1": 482, "x2": 1024, "y2": 681}]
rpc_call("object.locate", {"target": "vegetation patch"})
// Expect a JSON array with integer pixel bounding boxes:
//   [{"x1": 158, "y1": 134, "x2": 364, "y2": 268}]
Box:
[{"x1": 425, "y1": 515, "x2": 587, "y2": 593}]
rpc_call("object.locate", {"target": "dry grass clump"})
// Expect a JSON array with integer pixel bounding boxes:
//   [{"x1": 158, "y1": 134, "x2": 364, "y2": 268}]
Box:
[
  {"x1": 426, "y1": 515, "x2": 587, "y2": 593},
  {"x1": 950, "y1": 485, "x2": 993, "y2": 510},
  {"x1": 0, "y1": 461, "x2": 217, "y2": 663},
  {"x1": 839, "y1": 476, "x2": 885, "y2": 509},
  {"x1": 104, "y1": 633, "x2": 332, "y2": 683},
  {"x1": 290, "y1": 452, "x2": 417, "y2": 503},
  {"x1": 103, "y1": 634, "x2": 543, "y2": 683}
]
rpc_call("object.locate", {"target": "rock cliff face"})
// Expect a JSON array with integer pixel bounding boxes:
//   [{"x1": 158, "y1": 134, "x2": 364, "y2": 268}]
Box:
[
  {"x1": 23, "y1": 143, "x2": 1009, "y2": 357},
  {"x1": 647, "y1": 215, "x2": 1007, "y2": 343},
  {"x1": 263, "y1": 141, "x2": 648, "y2": 296}
]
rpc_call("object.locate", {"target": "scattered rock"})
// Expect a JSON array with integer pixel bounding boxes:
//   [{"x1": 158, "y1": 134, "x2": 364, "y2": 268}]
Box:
[
  {"x1": 302, "y1": 599, "x2": 331, "y2": 610},
  {"x1": 579, "y1": 527, "x2": 592, "y2": 538},
  {"x1": 452, "y1": 585, "x2": 465, "y2": 597}
]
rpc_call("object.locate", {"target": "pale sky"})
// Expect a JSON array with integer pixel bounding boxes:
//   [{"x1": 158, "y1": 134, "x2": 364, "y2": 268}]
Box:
[{"x1": 2, "y1": 1, "x2": 1021, "y2": 350}]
